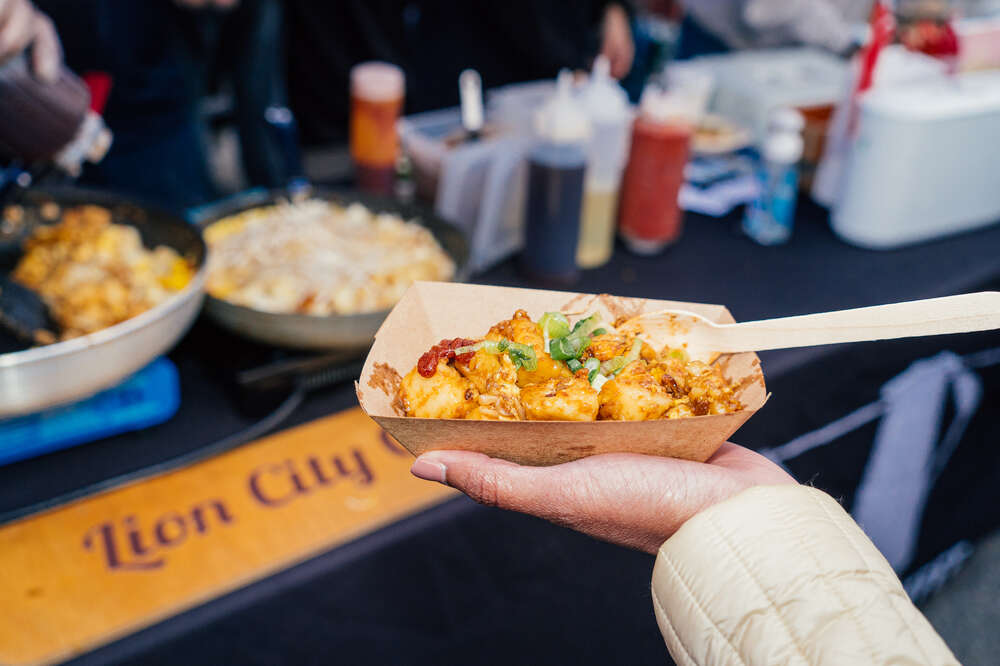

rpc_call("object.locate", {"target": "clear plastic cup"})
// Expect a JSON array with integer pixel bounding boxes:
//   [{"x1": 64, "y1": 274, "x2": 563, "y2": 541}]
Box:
[{"x1": 350, "y1": 62, "x2": 405, "y2": 194}]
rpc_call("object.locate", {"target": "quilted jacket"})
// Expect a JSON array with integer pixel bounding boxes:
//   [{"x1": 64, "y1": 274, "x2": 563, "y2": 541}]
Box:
[{"x1": 651, "y1": 485, "x2": 959, "y2": 665}]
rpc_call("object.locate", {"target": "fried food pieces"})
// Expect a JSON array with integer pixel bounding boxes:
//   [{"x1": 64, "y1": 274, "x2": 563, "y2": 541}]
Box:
[
  {"x1": 398, "y1": 310, "x2": 743, "y2": 421},
  {"x1": 12, "y1": 205, "x2": 193, "y2": 340},
  {"x1": 521, "y1": 375, "x2": 600, "y2": 421},
  {"x1": 487, "y1": 309, "x2": 571, "y2": 387},
  {"x1": 398, "y1": 359, "x2": 477, "y2": 419}
]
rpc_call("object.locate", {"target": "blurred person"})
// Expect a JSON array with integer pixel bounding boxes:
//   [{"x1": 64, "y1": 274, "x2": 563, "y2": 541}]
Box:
[
  {"x1": 286, "y1": 1, "x2": 636, "y2": 145},
  {"x1": 410, "y1": 445, "x2": 959, "y2": 664},
  {"x1": 676, "y1": 0, "x2": 873, "y2": 59},
  {"x1": 8, "y1": 0, "x2": 221, "y2": 210},
  {"x1": 177, "y1": 0, "x2": 292, "y2": 189}
]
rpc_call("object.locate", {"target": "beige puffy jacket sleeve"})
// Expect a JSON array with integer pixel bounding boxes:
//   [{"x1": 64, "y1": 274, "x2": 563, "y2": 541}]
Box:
[{"x1": 651, "y1": 485, "x2": 959, "y2": 665}]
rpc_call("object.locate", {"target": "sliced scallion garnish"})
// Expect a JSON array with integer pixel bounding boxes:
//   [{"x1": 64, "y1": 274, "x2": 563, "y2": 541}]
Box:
[
  {"x1": 590, "y1": 373, "x2": 609, "y2": 392},
  {"x1": 506, "y1": 341, "x2": 538, "y2": 371},
  {"x1": 538, "y1": 312, "x2": 571, "y2": 339}
]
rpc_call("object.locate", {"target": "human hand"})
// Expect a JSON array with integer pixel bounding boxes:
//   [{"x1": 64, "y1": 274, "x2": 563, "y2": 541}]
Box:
[
  {"x1": 411, "y1": 443, "x2": 797, "y2": 554},
  {"x1": 600, "y1": 3, "x2": 634, "y2": 80},
  {"x1": 0, "y1": 0, "x2": 61, "y2": 82}
]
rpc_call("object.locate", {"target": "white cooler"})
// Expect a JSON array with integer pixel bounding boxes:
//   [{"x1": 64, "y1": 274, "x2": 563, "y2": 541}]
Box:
[{"x1": 832, "y1": 70, "x2": 1000, "y2": 248}]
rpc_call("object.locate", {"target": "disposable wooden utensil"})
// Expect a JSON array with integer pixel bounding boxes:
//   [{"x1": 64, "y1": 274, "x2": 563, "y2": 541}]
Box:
[{"x1": 620, "y1": 292, "x2": 1000, "y2": 361}]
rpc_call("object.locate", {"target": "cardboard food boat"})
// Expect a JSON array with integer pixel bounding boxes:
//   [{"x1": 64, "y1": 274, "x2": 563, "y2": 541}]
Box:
[{"x1": 357, "y1": 282, "x2": 767, "y2": 466}]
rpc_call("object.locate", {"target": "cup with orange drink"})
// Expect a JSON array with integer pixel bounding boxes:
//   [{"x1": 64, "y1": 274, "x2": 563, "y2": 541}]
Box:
[{"x1": 350, "y1": 62, "x2": 405, "y2": 195}]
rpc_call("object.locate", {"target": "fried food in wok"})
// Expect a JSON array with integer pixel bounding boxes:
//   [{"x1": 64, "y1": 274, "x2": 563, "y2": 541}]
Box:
[
  {"x1": 398, "y1": 310, "x2": 743, "y2": 421},
  {"x1": 11, "y1": 205, "x2": 194, "y2": 341},
  {"x1": 204, "y1": 199, "x2": 455, "y2": 316}
]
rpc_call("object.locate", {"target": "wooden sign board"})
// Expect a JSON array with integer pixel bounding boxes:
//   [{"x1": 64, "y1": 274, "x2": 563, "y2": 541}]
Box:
[{"x1": 0, "y1": 408, "x2": 455, "y2": 665}]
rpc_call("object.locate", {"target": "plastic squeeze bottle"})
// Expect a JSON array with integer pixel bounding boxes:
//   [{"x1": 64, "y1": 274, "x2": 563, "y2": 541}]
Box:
[
  {"x1": 742, "y1": 108, "x2": 804, "y2": 245},
  {"x1": 0, "y1": 53, "x2": 111, "y2": 176},
  {"x1": 577, "y1": 56, "x2": 631, "y2": 268},
  {"x1": 520, "y1": 70, "x2": 590, "y2": 285},
  {"x1": 617, "y1": 86, "x2": 693, "y2": 254}
]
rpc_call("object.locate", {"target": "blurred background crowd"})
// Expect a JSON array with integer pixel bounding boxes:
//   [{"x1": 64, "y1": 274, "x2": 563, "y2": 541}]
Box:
[{"x1": 5, "y1": 0, "x2": 998, "y2": 209}]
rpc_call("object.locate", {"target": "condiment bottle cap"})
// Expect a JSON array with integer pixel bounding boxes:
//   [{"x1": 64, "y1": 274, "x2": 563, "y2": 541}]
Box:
[
  {"x1": 582, "y1": 56, "x2": 629, "y2": 121},
  {"x1": 350, "y1": 62, "x2": 405, "y2": 101},
  {"x1": 763, "y1": 129, "x2": 804, "y2": 163},
  {"x1": 639, "y1": 85, "x2": 698, "y2": 125},
  {"x1": 768, "y1": 107, "x2": 805, "y2": 133},
  {"x1": 534, "y1": 69, "x2": 591, "y2": 143}
]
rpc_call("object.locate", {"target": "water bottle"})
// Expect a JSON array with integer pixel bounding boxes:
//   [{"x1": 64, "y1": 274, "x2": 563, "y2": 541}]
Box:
[{"x1": 742, "y1": 108, "x2": 804, "y2": 246}]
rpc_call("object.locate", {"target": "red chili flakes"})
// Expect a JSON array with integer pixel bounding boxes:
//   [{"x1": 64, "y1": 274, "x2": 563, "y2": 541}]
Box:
[{"x1": 417, "y1": 338, "x2": 478, "y2": 377}]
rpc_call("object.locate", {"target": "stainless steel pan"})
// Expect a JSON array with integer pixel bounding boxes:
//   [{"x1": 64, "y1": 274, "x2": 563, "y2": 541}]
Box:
[
  {"x1": 187, "y1": 187, "x2": 469, "y2": 350},
  {"x1": 0, "y1": 188, "x2": 206, "y2": 418}
]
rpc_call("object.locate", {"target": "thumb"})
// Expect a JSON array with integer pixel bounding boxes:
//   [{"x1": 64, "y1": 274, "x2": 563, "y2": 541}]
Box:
[
  {"x1": 410, "y1": 449, "x2": 699, "y2": 552},
  {"x1": 412, "y1": 450, "x2": 564, "y2": 517}
]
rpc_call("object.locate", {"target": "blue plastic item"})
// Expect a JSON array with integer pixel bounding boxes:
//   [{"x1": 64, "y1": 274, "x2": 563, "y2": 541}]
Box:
[
  {"x1": 742, "y1": 158, "x2": 800, "y2": 246},
  {"x1": 0, "y1": 357, "x2": 180, "y2": 465}
]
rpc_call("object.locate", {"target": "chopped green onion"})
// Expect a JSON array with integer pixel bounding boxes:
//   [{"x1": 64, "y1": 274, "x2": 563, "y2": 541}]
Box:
[
  {"x1": 590, "y1": 373, "x2": 609, "y2": 392},
  {"x1": 506, "y1": 341, "x2": 538, "y2": 371},
  {"x1": 571, "y1": 314, "x2": 603, "y2": 338},
  {"x1": 484, "y1": 339, "x2": 509, "y2": 354},
  {"x1": 567, "y1": 358, "x2": 583, "y2": 372},
  {"x1": 587, "y1": 368, "x2": 600, "y2": 383},
  {"x1": 601, "y1": 355, "x2": 627, "y2": 375},
  {"x1": 583, "y1": 357, "x2": 601, "y2": 373},
  {"x1": 623, "y1": 338, "x2": 643, "y2": 364},
  {"x1": 549, "y1": 335, "x2": 591, "y2": 361},
  {"x1": 600, "y1": 338, "x2": 643, "y2": 376},
  {"x1": 457, "y1": 339, "x2": 511, "y2": 356},
  {"x1": 538, "y1": 312, "x2": 571, "y2": 339},
  {"x1": 591, "y1": 328, "x2": 608, "y2": 337},
  {"x1": 457, "y1": 337, "x2": 536, "y2": 371},
  {"x1": 668, "y1": 348, "x2": 688, "y2": 362}
]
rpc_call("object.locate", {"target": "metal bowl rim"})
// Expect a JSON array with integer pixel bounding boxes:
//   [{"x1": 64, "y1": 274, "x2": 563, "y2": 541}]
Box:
[
  {"x1": 0, "y1": 266, "x2": 207, "y2": 368},
  {"x1": 203, "y1": 293, "x2": 392, "y2": 324},
  {"x1": 198, "y1": 188, "x2": 469, "y2": 333}
]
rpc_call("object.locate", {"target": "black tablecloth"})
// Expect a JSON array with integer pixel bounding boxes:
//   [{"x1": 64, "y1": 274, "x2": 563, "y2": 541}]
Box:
[{"x1": 4, "y1": 200, "x2": 998, "y2": 665}]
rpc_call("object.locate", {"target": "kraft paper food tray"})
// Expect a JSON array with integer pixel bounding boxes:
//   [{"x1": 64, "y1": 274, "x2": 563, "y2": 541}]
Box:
[{"x1": 357, "y1": 282, "x2": 767, "y2": 466}]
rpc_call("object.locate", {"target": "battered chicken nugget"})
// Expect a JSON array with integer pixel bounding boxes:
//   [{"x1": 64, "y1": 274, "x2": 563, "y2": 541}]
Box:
[
  {"x1": 521, "y1": 375, "x2": 599, "y2": 421},
  {"x1": 487, "y1": 309, "x2": 570, "y2": 387},
  {"x1": 583, "y1": 333, "x2": 630, "y2": 362},
  {"x1": 583, "y1": 333, "x2": 657, "y2": 363},
  {"x1": 684, "y1": 360, "x2": 743, "y2": 416},
  {"x1": 399, "y1": 359, "x2": 478, "y2": 419},
  {"x1": 455, "y1": 348, "x2": 523, "y2": 420},
  {"x1": 598, "y1": 360, "x2": 673, "y2": 421},
  {"x1": 454, "y1": 346, "x2": 518, "y2": 393}
]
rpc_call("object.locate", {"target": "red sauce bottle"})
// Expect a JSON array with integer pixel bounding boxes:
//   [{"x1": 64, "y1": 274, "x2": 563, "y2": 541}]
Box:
[{"x1": 617, "y1": 89, "x2": 692, "y2": 254}]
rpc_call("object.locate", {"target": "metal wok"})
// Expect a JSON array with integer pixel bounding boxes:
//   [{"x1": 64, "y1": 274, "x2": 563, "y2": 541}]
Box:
[
  {"x1": 187, "y1": 187, "x2": 469, "y2": 351},
  {"x1": 0, "y1": 187, "x2": 206, "y2": 418}
]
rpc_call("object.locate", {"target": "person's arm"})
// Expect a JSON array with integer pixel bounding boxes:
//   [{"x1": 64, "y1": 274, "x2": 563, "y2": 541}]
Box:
[
  {"x1": 600, "y1": 3, "x2": 635, "y2": 79},
  {"x1": 652, "y1": 484, "x2": 958, "y2": 665},
  {"x1": 411, "y1": 444, "x2": 958, "y2": 664}
]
